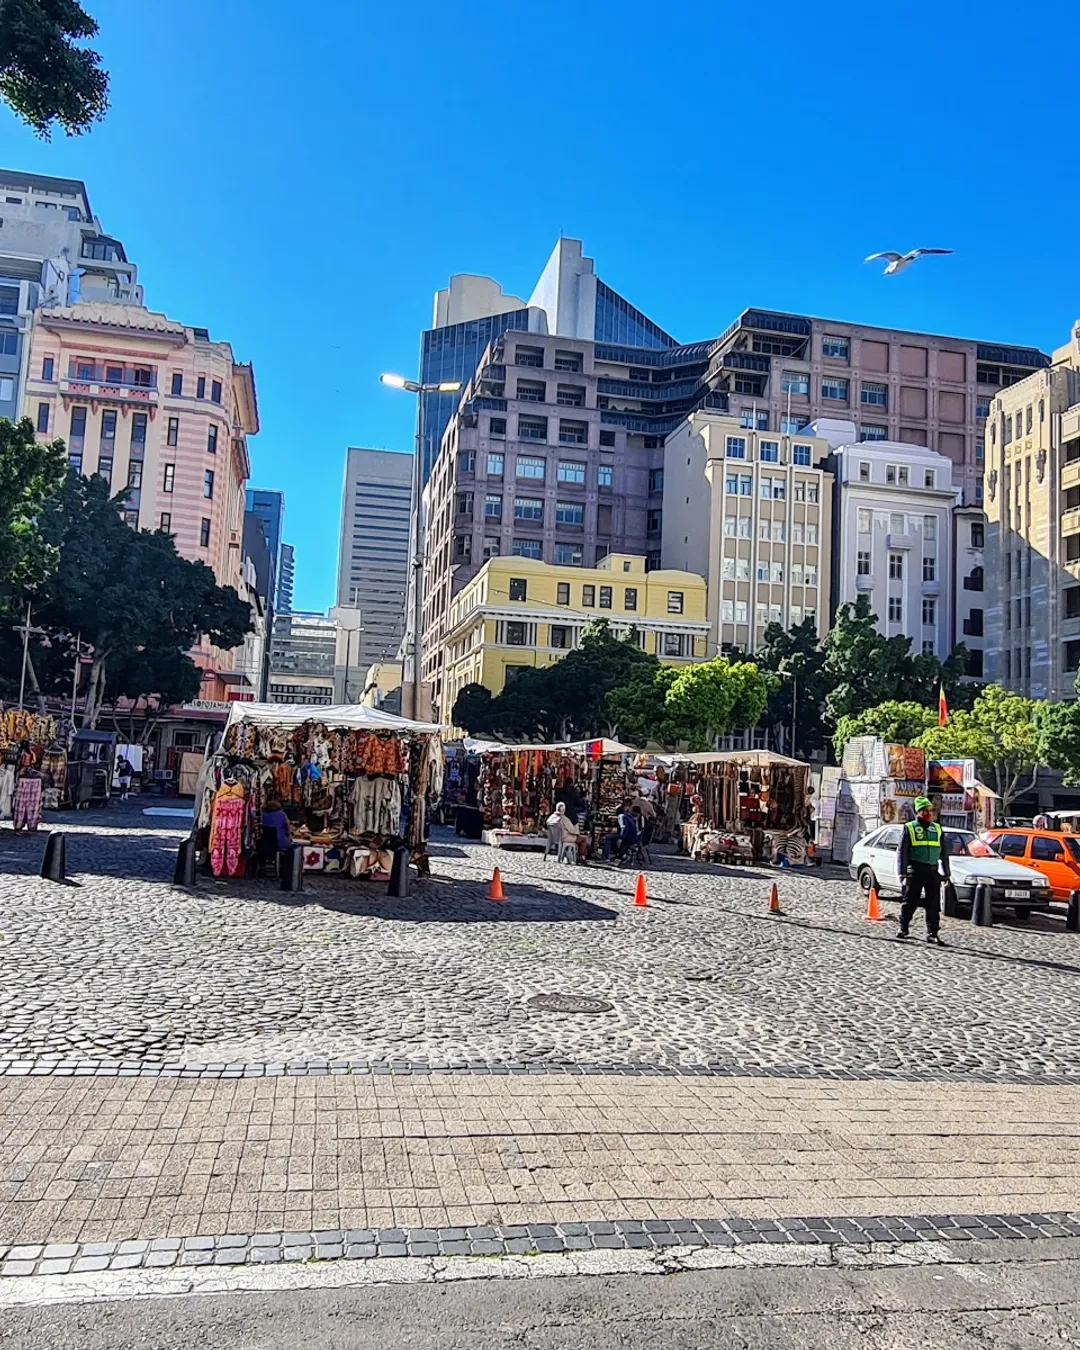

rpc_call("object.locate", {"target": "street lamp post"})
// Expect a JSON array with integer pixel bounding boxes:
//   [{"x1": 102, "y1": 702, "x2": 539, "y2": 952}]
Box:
[{"x1": 380, "y1": 372, "x2": 461, "y2": 721}]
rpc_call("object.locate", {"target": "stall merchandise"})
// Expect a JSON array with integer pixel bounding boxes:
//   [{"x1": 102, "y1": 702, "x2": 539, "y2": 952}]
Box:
[
  {"x1": 193, "y1": 703, "x2": 444, "y2": 880},
  {"x1": 0, "y1": 707, "x2": 66, "y2": 822}
]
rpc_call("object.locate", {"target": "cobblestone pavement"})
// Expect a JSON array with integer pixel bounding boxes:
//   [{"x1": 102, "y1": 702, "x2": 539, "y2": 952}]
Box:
[{"x1": 0, "y1": 802, "x2": 1077, "y2": 1080}]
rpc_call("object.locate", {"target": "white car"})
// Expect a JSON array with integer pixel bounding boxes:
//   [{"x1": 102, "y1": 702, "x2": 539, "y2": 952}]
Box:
[{"x1": 849, "y1": 825, "x2": 1052, "y2": 920}]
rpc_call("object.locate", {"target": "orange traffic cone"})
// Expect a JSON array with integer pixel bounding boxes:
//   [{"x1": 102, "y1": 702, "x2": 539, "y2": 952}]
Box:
[
  {"x1": 769, "y1": 881, "x2": 782, "y2": 914},
  {"x1": 865, "y1": 885, "x2": 883, "y2": 922},
  {"x1": 634, "y1": 874, "x2": 648, "y2": 907},
  {"x1": 489, "y1": 866, "x2": 506, "y2": 902}
]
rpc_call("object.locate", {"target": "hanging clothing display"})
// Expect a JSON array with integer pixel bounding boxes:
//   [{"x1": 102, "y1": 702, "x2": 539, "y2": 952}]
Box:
[
  {"x1": 0, "y1": 764, "x2": 15, "y2": 820},
  {"x1": 209, "y1": 782, "x2": 249, "y2": 877},
  {"x1": 12, "y1": 773, "x2": 43, "y2": 831}
]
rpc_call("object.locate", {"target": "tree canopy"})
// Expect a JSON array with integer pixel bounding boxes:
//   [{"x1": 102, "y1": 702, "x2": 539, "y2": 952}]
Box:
[
  {"x1": 0, "y1": 417, "x2": 66, "y2": 610},
  {"x1": 832, "y1": 701, "x2": 940, "y2": 761},
  {"x1": 0, "y1": 0, "x2": 108, "y2": 136},
  {"x1": 914, "y1": 686, "x2": 1044, "y2": 811},
  {"x1": 754, "y1": 617, "x2": 830, "y2": 758}
]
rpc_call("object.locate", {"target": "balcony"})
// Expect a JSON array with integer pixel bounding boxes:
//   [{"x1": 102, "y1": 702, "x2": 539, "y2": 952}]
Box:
[
  {"x1": 1062, "y1": 507, "x2": 1080, "y2": 538},
  {"x1": 1061, "y1": 457, "x2": 1080, "y2": 492},
  {"x1": 855, "y1": 573, "x2": 874, "y2": 591},
  {"x1": 962, "y1": 571, "x2": 984, "y2": 591},
  {"x1": 62, "y1": 363, "x2": 158, "y2": 408},
  {"x1": 886, "y1": 532, "x2": 917, "y2": 550},
  {"x1": 921, "y1": 578, "x2": 941, "y2": 596}
]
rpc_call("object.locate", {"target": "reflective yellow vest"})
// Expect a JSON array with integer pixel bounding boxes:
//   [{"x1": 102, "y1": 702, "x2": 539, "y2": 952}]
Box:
[{"x1": 906, "y1": 819, "x2": 943, "y2": 866}]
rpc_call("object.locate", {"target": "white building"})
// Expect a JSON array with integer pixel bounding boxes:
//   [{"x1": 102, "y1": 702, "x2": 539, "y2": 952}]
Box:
[{"x1": 820, "y1": 421, "x2": 958, "y2": 659}]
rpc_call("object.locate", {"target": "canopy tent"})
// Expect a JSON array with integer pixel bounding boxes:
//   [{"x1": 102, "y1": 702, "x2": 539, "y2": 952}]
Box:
[
  {"x1": 223, "y1": 702, "x2": 445, "y2": 735},
  {"x1": 465, "y1": 737, "x2": 636, "y2": 757},
  {"x1": 657, "y1": 749, "x2": 806, "y2": 768}
]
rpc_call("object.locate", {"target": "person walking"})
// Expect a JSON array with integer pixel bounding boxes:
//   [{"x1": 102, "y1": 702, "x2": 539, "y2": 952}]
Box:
[
  {"x1": 896, "y1": 796, "x2": 950, "y2": 946},
  {"x1": 116, "y1": 755, "x2": 133, "y2": 801}
]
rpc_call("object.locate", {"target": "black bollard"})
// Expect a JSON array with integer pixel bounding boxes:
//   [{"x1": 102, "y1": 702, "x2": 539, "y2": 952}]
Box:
[
  {"x1": 943, "y1": 881, "x2": 959, "y2": 919},
  {"x1": 281, "y1": 843, "x2": 305, "y2": 894},
  {"x1": 971, "y1": 883, "x2": 993, "y2": 927},
  {"x1": 39, "y1": 831, "x2": 66, "y2": 882},
  {"x1": 388, "y1": 846, "x2": 410, "y2": 897},
  {"x1": 1067, "y1": 890, "x2": 1080, "y2": 933},
  {"x1": 173, "y1": 838, "x2": 197, "y2": 888}
]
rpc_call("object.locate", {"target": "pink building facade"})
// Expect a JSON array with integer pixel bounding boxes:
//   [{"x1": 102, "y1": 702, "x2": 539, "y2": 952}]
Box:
[{"x1": 25, "y1": 301, "x2": 259, "y2": 700}]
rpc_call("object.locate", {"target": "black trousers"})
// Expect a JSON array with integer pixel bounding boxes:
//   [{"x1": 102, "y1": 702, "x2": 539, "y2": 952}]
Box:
[{"x1": 900, "y1": 865, "x2": 942, "y2": 935}]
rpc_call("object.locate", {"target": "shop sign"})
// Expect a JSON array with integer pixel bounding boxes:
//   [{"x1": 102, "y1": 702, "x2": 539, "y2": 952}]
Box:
[{"x1": 181, "y1": 699, "x2": 233, "y2": 712}]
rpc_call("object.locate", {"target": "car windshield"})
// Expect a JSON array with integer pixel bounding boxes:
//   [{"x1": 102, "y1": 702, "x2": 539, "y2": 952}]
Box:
[{"x1": 944, "y1": 831, "x2": 998, "y2": 858}]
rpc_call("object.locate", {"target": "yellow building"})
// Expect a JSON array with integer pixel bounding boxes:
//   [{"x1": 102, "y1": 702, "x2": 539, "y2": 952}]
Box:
[{"x1": 439, "y1": 553, "x2": 709, "y2": 719}]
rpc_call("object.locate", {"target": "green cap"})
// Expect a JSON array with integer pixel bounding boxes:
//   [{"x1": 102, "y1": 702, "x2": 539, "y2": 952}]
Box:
[{"x1": 914, "y1": 796, "x2": 932, "y2": 812}]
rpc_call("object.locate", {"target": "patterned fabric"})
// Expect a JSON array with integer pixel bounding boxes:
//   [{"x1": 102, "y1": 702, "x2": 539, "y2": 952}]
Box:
[
  {"x1": 13, "y1": 776, "x2": 42, "y2": 831},
  {"x1": 210, "y1": 792, "x2": 246, "y2": 876}
]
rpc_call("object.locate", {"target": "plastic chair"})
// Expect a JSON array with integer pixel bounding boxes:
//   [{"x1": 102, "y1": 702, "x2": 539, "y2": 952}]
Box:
[
  {"x1": 544, "y1": 825, "x2": 561, "y2": 861},
  {"x1": 557, "y1": 840, "x2": 577, "y2": 864}
]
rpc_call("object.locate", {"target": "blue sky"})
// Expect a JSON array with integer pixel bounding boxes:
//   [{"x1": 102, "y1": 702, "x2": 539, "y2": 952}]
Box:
[{"x1": 3, "y1": 0, "x2": 1079, "y2": 609}]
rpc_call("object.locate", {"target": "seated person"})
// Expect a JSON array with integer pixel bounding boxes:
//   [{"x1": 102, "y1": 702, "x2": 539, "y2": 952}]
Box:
[
  {"x1": 603, "y1": 799, "x2": 641, "y2": 861},
  {"x1": 260, "y1": 797, "x2": 292, "y2": 866},
  {"x1": 546, "y1": 801, "x2": 589, "y2": 861}
]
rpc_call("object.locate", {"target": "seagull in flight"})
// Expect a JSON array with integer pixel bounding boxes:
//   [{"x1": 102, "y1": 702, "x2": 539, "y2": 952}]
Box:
[{"x1": 865, "y1": 248, "x2": 954, "y2": 276}]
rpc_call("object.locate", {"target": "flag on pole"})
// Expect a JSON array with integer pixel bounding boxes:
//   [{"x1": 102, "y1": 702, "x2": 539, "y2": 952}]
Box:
[{"x1": 938, "y1": 684, "x2": 948, "y2": 727}]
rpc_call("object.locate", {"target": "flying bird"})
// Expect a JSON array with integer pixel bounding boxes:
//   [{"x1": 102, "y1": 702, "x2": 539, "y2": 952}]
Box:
[{"x1": 865, "y1": 248, "x2": 954, "y2": 276}]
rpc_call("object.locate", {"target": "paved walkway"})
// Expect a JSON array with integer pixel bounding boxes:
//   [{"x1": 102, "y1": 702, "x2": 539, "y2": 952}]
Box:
[{"x1": 2, "y1": 1072, "x2": 1079, "y2": 1247}]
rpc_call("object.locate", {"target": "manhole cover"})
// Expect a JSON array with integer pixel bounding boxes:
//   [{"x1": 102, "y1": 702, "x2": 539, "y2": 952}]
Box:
[{"x1": 527, "y1": 993, "x2": 614, "y2": 1015}]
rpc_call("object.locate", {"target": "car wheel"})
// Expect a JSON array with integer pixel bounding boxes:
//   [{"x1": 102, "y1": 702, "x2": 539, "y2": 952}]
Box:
[
  {"x1": 1014, "y1": 906, "x2": 1030, "y2": 922},
  {"x1": 857, "y1": 866, "x2": 877, "y2": 895}
]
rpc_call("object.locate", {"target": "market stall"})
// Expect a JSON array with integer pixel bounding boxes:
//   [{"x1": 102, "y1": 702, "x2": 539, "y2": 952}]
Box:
[
  {"x1": 192, "y1": 702, "x2": 444, "y2": 881},
  {"x1": 659, "y1": 749, "x2": 812, "y2": 864},
  {"x1": 0, "y1": 708, "x2": 66, "y2": 824},
  {"x1": 476, "y1": 738, "x2": 636, "y2": 851}
]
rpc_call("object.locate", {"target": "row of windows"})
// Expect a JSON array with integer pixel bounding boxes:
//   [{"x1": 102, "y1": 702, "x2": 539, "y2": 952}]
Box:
[
  {"x1": 726, "y1": 435, "x2": 814, "y2": 466},
  {"x1": 494, "y1": 619, "x2": 692, "y2": 658},
  {"x1": 156, "y1": 513, "x2": 212, "y2": 548},
  {"x1": 720, "y1": 602, "x2": 817, "y2": 628},
  {"x1": 473, "y1": 450, "x2": 615, "y2": 487},
  {"x1": 722, "y1": 472, "x2": 821, "y2": 503},
  {"x1": 719, "y1": 558, "x2": 819, "y2": 586},
  {"x1": 857, "y1": 508, "x2": 940, "y2": 539},
  {"x1": 472, "y1": 494, "x2": 589, "y2": 526},
  {"x1": 512, "y1": 380, "x2": 587, "y2": 407},
  {"x1": 877, "y1": 595, "x2": 938, "y2": 626},
  {"x1": 721, "y1": 518, "x2": 819, "y2": 544},
  {"x1": 856, "y1": 551, "x2": 937, "y2": 582}
]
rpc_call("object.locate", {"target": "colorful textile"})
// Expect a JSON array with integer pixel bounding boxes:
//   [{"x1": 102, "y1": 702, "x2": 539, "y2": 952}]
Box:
[
  {"x1": 12, "y1": 775, "x2": 42, "y2": 831},
  {"x1": 210, "y1": 791, "x2": 246, "y2": 876}
]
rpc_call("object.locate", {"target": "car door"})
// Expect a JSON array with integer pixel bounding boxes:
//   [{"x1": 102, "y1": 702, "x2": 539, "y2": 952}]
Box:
[
  {"x1": 872, "y1": 825, "x2": 904, "y2": 892},
  {"x1": 990, "y1": 832, "x2": 1031, "y2": 865},
  {"x1": 1028, "y1": 834, "x2": 1080, "y2": 899}
]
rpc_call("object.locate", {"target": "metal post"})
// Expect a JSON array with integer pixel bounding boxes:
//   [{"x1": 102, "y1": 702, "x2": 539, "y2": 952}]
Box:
[
  {"x1": 791, "y1": 672, "x2": 797, "y2": 757},
  {"x1": 70, "y1": 633, "x2": 81, "y2": 728},
  {"x1": 17, "y1": 600, "x2": 31, "y2": 710}
]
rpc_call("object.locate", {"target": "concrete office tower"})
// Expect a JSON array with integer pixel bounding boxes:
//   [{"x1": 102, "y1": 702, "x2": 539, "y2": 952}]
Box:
[
  {"x1": 268, "y1": 610, "x2": 337, "y2": 706},
  {"x1": 0, "y1": 169, "x2": 142, "y2": 422},
  {"x1": 245, "y1": 487, "x2": 284, "y2": 602},
  {"x1": 337, "y1": 447, "x2": 413, "y2": 676},
  {"x1": 277, "y1": 543, "x2": 296, "y2": 614},
  {"x1": 983, "y1": 321, "x2": 1080, "y2": 700},
  {"x1": 818, "y1": 420, "x2": 959, "y2": 662},
  {"x1": 661, "y1": 414, "x2": 834, "y2": 657}
]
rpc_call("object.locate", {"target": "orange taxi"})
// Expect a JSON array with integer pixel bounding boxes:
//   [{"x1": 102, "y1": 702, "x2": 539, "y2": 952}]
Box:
[{"x1": 983, "y1": 827, "x2": 1080, "y2": 900}]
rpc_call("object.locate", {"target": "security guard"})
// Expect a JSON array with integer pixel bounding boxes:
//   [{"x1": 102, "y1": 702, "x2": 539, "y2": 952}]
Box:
[{"x1": 896, "y1": 796, "x2": 950, "y2": 945}]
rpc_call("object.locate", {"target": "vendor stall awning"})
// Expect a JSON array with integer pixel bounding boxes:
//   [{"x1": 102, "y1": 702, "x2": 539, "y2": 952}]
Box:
[
  {"x1": 657, "y1": 749, "x2": 807, "y2": 768},
  {"x1": 465, "y1": 737, "x2": 636, "y2": 756},
  {"x1": 223, "y1": 701, "x2": 445, "y2": 734}
]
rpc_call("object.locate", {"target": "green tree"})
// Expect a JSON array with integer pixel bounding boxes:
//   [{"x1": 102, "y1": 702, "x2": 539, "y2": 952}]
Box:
[
  {"x1": 99, "y1": 646, "x2": 202, "y2": 745},
  {"x1": 664, "y1": 657, "x2": 768, "y2": 751},
  {"x1": 832, "y1": 701, "x2": 940, "y2": 761},
  {"x1": 0, "y1": 417, "x2": 66, "y2": 609},
  {"x1": 450, "y1": 682, "x2": 494, "y2": 735},
  {"x1": 24, "y1": 473, "x2": 251, "y2": 726},
  {"x1": 1036, "y1": 672, "x2": 1080, "y2": 785},
  {"x1": 821, "y1": 598, "x2": 919, "y2": 724},
  {"x1": 755, "y1": 617, "x2": 830, "y2": 758},
  {"x1": 915, "y1": 686, "x2": 1044, "y2": 811},
  {"x1": 0, "y1": 0, "x2": 108, "y2": 136},
  {"x1": 605, "y1": 664, "x2": 681, "y2": 749}
]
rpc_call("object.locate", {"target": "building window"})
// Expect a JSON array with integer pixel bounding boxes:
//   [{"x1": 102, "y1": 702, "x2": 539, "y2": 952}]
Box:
[
  {"x1": 131, "y1": 413, "x2": 147, "y2": 447},
  {"x1": 166, "y1": 416, "x2": 179, "y2": 447},
  {"x1": 888, "y1": 552, "x2": 903, "y2": 580},
  {"x1": 488, "y1": 451, "x2": 504, "y2": 475},
  {"x1": 36, "y1": 402, "x2": 49, "y2": 433},
  {"x1": 554, "y1": 543, "x2": 582, "y2": 566},
  {"x1": 922, "y1": 598, "x2": 936, "y2": 625},
  {"x1": 780, "y1": 416, "x2": 804, "y2": 434},
  {"x1": 861, "y1": 424, "x2": 887, "y2": 441},
  {"x1": 923, "y1": 555, "x2": 936, "y2": 582},
  {"x1": 171, "y1": 372, "x2": 183, "y2": 396},
  {"x1": 69, "y1": 405, "x2": 87, "y2": 446},
  {"x1": 623, "y1": 586, "x2": 638, "y2": 612},
  {"x1": 512, "y1": 538, "x2": 542, "y2": 559},
  {"x1": 759, "y1": 440, "x2": 779, "y2": 463},
  {"x1": 739, "y1": 409, "x2": 769, "y2": 430},
  {"x1": 599, "y1": 430, "x2": 616, "y2": 447},
  {"x1": 127, "y1": 460, "x2": 142, "y2": 489},
  {"x1": 132, "y1": 366, "x2": 153, "y2": 388},
  {"x1": 210, "y1": 378, "x2": 222, "y2": 404},
  {"x1": 518, "y1": 417, "x2": 547, "y2": 442},
  {"x1": 163, "y1": 464, "x2": 175, "y2": 493},
  {"x1": 793, "y1": 443, "x2": 812, "y2": 466},
  {"x1": 96, "y1": 456, "x2": 112, "y2": 483},
  {"x1": 516, "y1": 379, "x2": 545, "y2": 402},
  {"x1": 924, "y1": 514, "x2": 937, "y2": 541},
  {"x1": 559, "y1": 420, "x2": 587, "y2": 445},
  {"x1": 887, "y1": 596, "x2": 902, "y2": 623},
  {"x1": 861, "y1": 381, "x2": 888, "y2": 407},
  {"x1": 558, "y1": 459, "x2": 586, "y2": 484},
  {"x1": 159, "y1": 512, "x2": 171, "y2": 532},
  {"x1": 821, "y1": 376, "x2": 849, "y2": 401},
  {"x1": 557, "y1": 582, "x2": 571, "y2": 605},
  {"x1": 648, "y1": 467, "x2": 664, "y2": 492},
  {"x1": 515, "y1": 344, "x2": 544, "y2": 368},
  {"x1": 667, "y1": 591, "x2": 684, "y2": 614},
  {"x1": 556, "y1": 501, "x2": 584, "y2": 526},
  {"x1": 971, "y1": 521, "x2": 984, "y2": 548},
  {"x1": 554, "y1": 350, "x2": 582, "y2": 372},
  {"x1": 924, "y1": 469, "x2": 935, "y2": 488},
  {"x1": 582, "y1": 584, "x2": 596, "y2": 606},
  {"x1": 857, "y1": 550, "x2": 871, "y2": 576},
  {"x1": 516, "y1": 455, "x2": 545, "y2": 480},
  {"x1": 196, "y1": 376, "x2": 206, "y2": 399},
  {"x1": 859, "y1": 461, "x2": 871, "y2": 482},
  {"x1": 599, "y1": 585, "x2": 612, "y2": 609},
  {"x1": 207, "y1": 424, "x2": 218, "y2": 454},
  {"x1": 488, "y1": 417, "x2": 506, "y2": 438},
  {"x1": 455, "y1": 490, "x2": 473, "y2": 515},
  {"x1": 508, "y1": 578, "x2": 527, "y2": 602},
  {"x1": 41, "y1": 356, "x2": 54, "y2": 381},
  {"x1": 550, "y1": 625, "x2": 571, "y2": 648},
  {"x1": 513, "y1": 496, "x2": 543, "y2": 521},
  {"x1": 123, "y1": 509, "x2": 139, "y2": 527},
  {"x1": 922, "y1": 639, "x2": 935, "y2": 656},
  {"x1": 647, "y1": 508, "x2": 662, "y2": 535},
  {"x1": 975, "y1": 477, "x2": 984, "y2": 505},
  {"x1": 598, "y1": 463, "x2": 613, "y2": 488},
  {"x1": 1026, "y1": 405, "x2": 1033, "y2": 434},
  {"x1": 203, "y1": 469, "x2": 214, "y2": 499},
  {"x1": 662, "y1": 632, "x2": 686, "y2": 658},
  {"x1": 0, "y1": 285, "x2": 18, "y2": 314},
  {"x1": 0, "y1": 333, "x2": 17, "y2": 357},
  {"x1": 484, "y1": 494, "x2": 502, "y2": 519},
  {"x1": 726, "y1": 435, "x2": 746, "y2": 459},
  {"x1": 458, "y1": 451, "x2": 476, "y2": 474},
  {"x1": 976, "y1": 438, "x2": 985, "y2": 461},
  {"x1": 199, "y1": 518, "x2": 211, "y2": 547},
  {"x1": 556, "y1": 384, "x2": 585, "y2": 407},
  {"x1": 822, "y1": 335, "x2": 849, "y2": 360},
  {"x1": 781, "y1": 371, "x2": 809, "y2": 396},
  {"x1": 976, "y1": 398, "x2": 990, "y2": 419},
  {"x1": 482, "y1": 536, "x2": 500, "y2": 558}
]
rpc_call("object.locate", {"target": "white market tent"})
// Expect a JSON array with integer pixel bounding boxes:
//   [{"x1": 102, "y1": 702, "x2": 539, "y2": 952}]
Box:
[
  {"x1": 223, "y1": 702, "x2": 445, "y2": 735},
  {"x1": 463, "y1": 737, "x2": 636, "y2": 756}
]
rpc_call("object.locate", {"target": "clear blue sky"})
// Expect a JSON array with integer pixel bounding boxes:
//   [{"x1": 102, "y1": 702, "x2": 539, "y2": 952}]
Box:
[{"x1": 4, "y1": 0, "x2": 1079, "y2": 610}]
